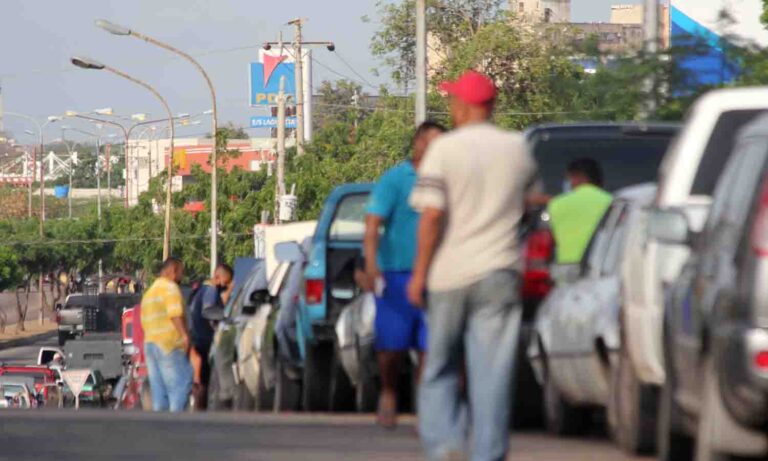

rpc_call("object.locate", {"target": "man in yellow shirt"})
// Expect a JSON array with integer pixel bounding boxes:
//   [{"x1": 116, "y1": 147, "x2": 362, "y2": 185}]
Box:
[
  {"x1": 547, "y1": 158, "x2": 613, "y2": 282},
  {"x1": 141, "y1": 257, "x2": 193, "y2": 412}
]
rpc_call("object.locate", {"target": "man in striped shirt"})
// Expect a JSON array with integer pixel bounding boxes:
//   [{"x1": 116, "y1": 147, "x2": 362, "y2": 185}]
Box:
[{"x1": 141, "y1": 257, "x2": 193, "y2": 412}]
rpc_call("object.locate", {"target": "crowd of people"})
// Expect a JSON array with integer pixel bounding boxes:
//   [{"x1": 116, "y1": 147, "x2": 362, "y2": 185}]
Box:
[{"x1": 138, "y1": 70, "x2": 612, "y2": 461}]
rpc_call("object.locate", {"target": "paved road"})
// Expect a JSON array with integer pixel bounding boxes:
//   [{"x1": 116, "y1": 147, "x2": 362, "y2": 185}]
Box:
[
  {"x1": 0, "y1": 336, "x2": 649, "y2": 461},
  {"x1": 0, "y1": 336, "x2": 58, "y2": 365},
  {"x1": 0, "y1": 411, "x2": 648, "y2": 461}
]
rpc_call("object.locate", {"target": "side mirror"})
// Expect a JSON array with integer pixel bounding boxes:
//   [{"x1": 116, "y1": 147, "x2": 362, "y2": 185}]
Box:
[
  {"x1": 274, "y1": 241, "x2": 304, "y2": 263},
  {"x1": 242, "y1": 289, "x2": 273, "y2": 316},
  {"x1": 649, "y1": 208, "x2": 692, "y2": 246}
]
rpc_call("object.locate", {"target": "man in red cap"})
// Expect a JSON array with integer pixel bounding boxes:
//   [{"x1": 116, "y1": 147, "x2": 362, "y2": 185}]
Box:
[{"x1": 408, "y1": 70, "x2": 540, "y2": 461}]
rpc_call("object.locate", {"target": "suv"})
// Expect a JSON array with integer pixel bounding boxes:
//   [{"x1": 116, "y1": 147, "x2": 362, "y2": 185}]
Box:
[
  {"x1": 615, "y1": 88, "x2": 768, "y2": 455},
  {"x1": 653, "y1": 113, "x2": 768, "y2": 460},
  {"x1": 517, "y1": 122, "x2": 679, "y2": 426},
  {"x1": 297, "y1": 183, "x2": 373, "y2": 412}
]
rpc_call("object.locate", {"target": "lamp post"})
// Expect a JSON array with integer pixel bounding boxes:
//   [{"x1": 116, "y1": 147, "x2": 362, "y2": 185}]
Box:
[
  {"x1": 96, "y1": 18, "x2": 219, "y2": 276},
  {"x1": 56, "y1": 131, "x2": 75, "y2": 218},
  {"x1": 71, "y1": 56, "x2": 175, "y2": 260}
]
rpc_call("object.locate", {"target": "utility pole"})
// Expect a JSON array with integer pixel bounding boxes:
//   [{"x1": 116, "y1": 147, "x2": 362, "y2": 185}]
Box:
[
  {"x1": 642, "y1": 0, "x2": 660, "y2": 117},
  {"x1": 95, "y1": 138, "x2": 103, "y2": 294},
  {"x1": 289, "y1": 18, "x2": 306, "y2": 156},
  {"x1": 106, "y1": 144, "x2": 111, "y2": 208},
  {"x1": 415, "y1": 0, "x2": 427, "y2": 126},
  {"x1": 276, "y1": 76, "x2": 287, "y2": 224}
]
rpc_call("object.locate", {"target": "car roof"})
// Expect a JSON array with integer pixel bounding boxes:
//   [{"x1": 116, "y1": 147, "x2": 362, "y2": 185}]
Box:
[
  {"x1": 613, "y1": 183, "x2": 658, "y2": 205},
  {"x1": 525, "y1": 122, "x2": 681, "y2": 140}
]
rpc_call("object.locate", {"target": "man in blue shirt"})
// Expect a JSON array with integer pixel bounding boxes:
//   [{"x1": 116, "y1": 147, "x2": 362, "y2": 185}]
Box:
[{"x1": 363, "y1": 120, "x2": 445, "y2": 428}]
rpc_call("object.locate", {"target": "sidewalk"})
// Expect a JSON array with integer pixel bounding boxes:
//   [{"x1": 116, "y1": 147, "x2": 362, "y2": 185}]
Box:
[{"x1": 0, "y1": 320, "x2": 57, "y2": 350}]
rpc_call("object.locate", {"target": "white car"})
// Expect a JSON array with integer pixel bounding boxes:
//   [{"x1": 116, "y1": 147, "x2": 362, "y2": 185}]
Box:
[
  {"x1": 528, "y1": 184, "x2": 655, "y2": 436},
  {"x1": 615, "y1": 87, "x2": 768, "y2": 456}
]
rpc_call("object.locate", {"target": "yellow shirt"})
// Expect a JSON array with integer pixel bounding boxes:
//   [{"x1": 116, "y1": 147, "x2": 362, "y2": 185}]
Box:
[{"x1": 141, "y1": 277, "x2": 185, "y2": 353}]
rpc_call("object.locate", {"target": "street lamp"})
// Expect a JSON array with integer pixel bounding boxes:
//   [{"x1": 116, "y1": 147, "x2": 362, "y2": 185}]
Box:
[
  {"x1": 96, "y1": 18, "x2": 220, "y2": 277},
  {"x1": 71, "y1": 55, "x2": 175, "y2": 260}
]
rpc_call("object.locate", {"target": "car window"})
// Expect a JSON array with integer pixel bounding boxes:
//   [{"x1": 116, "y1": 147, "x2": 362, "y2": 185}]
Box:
[
  {"x1": 691, "y1": 110, "x2": 766, "y2": 196},
  {"x1": 707, "y1": 148, "x2": 749, "y2": 234},
  {"x1": 601, "y1": 206, "x2": 629, "y2": 275},
  {"x1": 268, "y1": 262, "x2": 291, "y2": 297},
  {"x1": 532, "y1": 132, "x2": 673, "y2": 194},
  {"x1": 329, "y1": 193, "x2": 369, "y2": 241},
  {"x1": 722, "y1": 139, "x2": 768, "y2": 231}
]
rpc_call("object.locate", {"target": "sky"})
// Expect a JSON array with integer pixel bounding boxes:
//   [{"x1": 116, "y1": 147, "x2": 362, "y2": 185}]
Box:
[{"x1": 0, "y1": 0, "x2": 632, "y2": 142}]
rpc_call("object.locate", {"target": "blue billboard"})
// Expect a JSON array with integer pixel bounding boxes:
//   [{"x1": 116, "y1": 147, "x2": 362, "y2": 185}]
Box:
[
  {"x1": 250, "y1": 116, "x2": 298, "y2": 129},
  {"x1": 250, "y1": 61, "x2": 296, "y2": 106}
]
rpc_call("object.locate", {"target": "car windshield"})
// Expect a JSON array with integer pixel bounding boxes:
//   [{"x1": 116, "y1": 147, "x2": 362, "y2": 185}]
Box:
[
  {"x1": 2, "y1": 385, "x2": 26, "y2": 397},
  {"x1": 329, "y1": 193, "x2": 369, "y2": 241},
  {"x1": 530, "y1": 128, "x2": 676, "y2": 195}
]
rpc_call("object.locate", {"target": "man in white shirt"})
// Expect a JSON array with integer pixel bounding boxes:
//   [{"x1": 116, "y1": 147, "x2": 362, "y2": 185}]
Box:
[{"x1": 408, "y1": 70, "x2": 539, "y2": 461}]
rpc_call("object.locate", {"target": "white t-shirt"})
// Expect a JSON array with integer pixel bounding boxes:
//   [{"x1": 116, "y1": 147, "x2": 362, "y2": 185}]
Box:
[{"x1": 409, "y1": 122, "x2": 537, "y2": 292}]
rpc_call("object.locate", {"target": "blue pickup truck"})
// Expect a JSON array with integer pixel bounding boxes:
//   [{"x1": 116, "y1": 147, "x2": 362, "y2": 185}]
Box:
[{"x1": 295, "y1": 183, "x2": 373, "y2": 411}]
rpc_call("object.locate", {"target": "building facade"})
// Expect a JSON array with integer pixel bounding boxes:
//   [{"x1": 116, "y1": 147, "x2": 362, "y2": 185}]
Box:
[{"x1": 511, "y1": 0, "x2": 571, "y2": 23}]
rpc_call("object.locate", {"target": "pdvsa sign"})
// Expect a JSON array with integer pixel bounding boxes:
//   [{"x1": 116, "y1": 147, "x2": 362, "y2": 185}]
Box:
[{"x1": 249, "y1": 55, "x2": 296, "y2": 106}]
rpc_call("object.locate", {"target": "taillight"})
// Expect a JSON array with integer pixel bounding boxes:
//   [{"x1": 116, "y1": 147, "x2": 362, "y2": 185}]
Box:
[
  {"x1": 754, "y1": 350, "x2": 768, "y2": 370},
  {"x1": 522, "y1": 229, "x2": 554, "y2": 300},
  {"x1": 751, "y1": 179, "x2": 768, "y2": 256},
  {"x1": 305, "y1": 280, "x2": 324, "y2": 305},
  {"x1": 55, "y1": 312, "x2": 61, "y2": 324}
]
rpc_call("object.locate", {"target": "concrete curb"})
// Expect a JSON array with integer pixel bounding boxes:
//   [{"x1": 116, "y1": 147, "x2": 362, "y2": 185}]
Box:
[{"x1": 0, "y1": 330, "x2": 57, "y2": 351}]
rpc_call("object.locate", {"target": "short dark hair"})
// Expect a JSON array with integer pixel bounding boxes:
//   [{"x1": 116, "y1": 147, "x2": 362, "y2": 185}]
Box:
[
  {"x1": 160, "y1": 257, "x2": 183, "y2": 273},
  {"x1": 567, "y1": 158, "x2": 604, "y2": 187},
  {"x1": 412, "y1": 120, "x2": 446, "y2": 146},
  {"x1": 215, "y1": 263, "x2": 234, "y2": 278}
]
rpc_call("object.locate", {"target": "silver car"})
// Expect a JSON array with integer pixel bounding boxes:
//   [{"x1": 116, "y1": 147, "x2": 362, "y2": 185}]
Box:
[{"x1": 528, "y1": 183, "x2": 656, "y2": 436}]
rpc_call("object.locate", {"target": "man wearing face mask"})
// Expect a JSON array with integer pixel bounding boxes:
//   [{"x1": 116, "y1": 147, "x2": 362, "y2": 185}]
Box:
[{"x1": 547, "y1": 158, "x2": 612, "y2": 283}]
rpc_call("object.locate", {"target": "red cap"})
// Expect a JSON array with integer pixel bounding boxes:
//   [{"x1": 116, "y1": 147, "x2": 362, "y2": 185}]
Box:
[{"x1": 439, "y1": 70, "x2": 497, "y2": 105}]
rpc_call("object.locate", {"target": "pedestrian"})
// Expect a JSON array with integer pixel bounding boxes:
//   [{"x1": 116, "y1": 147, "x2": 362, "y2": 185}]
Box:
[
  {"x1": 187, "y1": 263, "x2": 233, "y2": 410},
  {"x1": 363, "y1": 120, "x2": 446, "y2": 428},
  {"x1": 547, "y1": 158, "x2": 612, "y2": 284},
  {"x1": 140, "y1": 257, "x2": 193, "y2": 412},
  {"x1": 407, "y1": 70, "x2": 540, "y2": 461}
]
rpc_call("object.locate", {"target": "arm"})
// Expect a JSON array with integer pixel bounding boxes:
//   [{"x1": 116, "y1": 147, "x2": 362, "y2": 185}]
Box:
[
  {"x1": 171, "y1": 316, "x2": 190, "y2": 352},
  {"x1": 408, "y1": 208, "x2": 444, "y2": 307},
  {"x1": 167, "y1": 286, "x2": 190, "y2": 352},
  {"x1": 362, "y1": 214, "x2": 384, "y2": 292}
]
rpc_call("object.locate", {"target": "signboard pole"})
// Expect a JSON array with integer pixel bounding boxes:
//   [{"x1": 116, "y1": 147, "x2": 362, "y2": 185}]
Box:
[
  {"x1": 276, "y1": 76, "x2": 287, "y2": 225},
  {"x1": 291, "y1": 19, "x2": 306, "y2": 156}
]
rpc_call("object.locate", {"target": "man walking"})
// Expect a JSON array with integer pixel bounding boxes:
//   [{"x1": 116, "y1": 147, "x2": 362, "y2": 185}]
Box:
[
  {"x1": 408, "y1": 70, "x2": 539, "y2": 461},
  {"x1": 141, "y1": 257, "x2": 193, "y2": 412},
  {"x1": 364, "y1": 120, "x2": 445, "y2": 428},
  {"x1": 548, "y1": 158, "x2": 612, "y2": 282}
]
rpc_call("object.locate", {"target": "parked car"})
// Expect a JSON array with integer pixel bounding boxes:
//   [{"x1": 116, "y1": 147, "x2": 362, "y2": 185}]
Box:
[
  {"x1": 296, "y1": 183, "x2": 373, "y2": 412},
  {"x1": 653, "y1": 113, "x2": 768, "y2": 461},
  {"x1": 516, "y1": 122, "x2": 679, "y2": 426},
  {"x1": 616, "y1": 88, "x2": 768, "y2": 455},
  {"x1": 0, "y1": 379, "x2": 36, "y2": 409},
  {"x1": 232, "y1": 242, "x2": 306, "y2": 411},
  {"x1": 528, "y1": 184, "x2": 655, "y2": 435},
  {"x1": 56, "y1": 293, "x2": 97, "y2": 345},
  {"x1": 0, "y1": 365, "x2": 58, "y2": 405},
  {"x1": 207, "y1": 257, "x2": 263, "y2": 410}
]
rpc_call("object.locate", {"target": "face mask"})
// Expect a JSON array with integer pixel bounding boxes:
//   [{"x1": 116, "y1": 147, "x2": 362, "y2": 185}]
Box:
[{"x1": 562, "y1": 179, "x2": 572, "y2": 193}]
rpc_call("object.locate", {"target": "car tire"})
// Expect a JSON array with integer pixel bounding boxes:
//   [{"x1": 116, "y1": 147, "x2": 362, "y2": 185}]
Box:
[
  {"x1": 207, "y1": 367, "x2": 231, "y2": 411},
  {"x1": 233, "y1": 380, "x2": 255, "y2": 411},
  {"x1": 256, "y1": 359, "x2": 275, "y2": 412},
  {"x1": 513, "y1": 330, "x2": 544, "y2": 429},
  {"x1": 302, "y1": 340, "x2": 332, "y2": 412},
  {"x1": 609, "y1": 347, "x2": 657, "y2": 455},
  {"x1": 543, "y1": 370, "x2": 590, "y2": 436},
  {"x1": 355, "y1": 341, "x2": 379, "y2": 413},
  {"x1": 273, "y1": 359, "x2": 301, "y2": 412},
  {"x1": 329, "y1": 344, "x2": 356, "y2": 412},
  {"x1": 57, "y1": 331, "x2": 69, "y2": 347}
]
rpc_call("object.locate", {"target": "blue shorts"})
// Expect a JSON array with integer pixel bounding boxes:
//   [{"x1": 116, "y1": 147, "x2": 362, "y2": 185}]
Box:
[{"x1": 375, "y1": 271, "x2": 427, "y2": 352}]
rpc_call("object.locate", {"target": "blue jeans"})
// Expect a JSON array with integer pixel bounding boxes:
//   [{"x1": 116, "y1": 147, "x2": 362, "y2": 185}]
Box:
[
  {"x1": 145, "y1": 342, "x2": 193, "y2": 412},
  {"x1": 419, "y1": 270, "x2": 522, "y2": 461}
]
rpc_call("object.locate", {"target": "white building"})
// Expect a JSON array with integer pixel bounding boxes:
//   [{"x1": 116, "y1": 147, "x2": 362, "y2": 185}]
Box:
[{"x1": 511, "y1": 0, "x2": 571, "y2": 23}]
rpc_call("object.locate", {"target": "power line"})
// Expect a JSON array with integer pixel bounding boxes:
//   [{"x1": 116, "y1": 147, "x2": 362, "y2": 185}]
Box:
[
  {"x1": 311, "y1": 57, "x2": 380, "y2": 91},
  {"x1": 0, "y1": 232, "x2": 254, "y2": 248},
  {"x1": 332, "y1": 52, "x2": 379, "y2": 90},
  {"x1": 313, "y1": 101, "x2": 611, "y2": 117}
]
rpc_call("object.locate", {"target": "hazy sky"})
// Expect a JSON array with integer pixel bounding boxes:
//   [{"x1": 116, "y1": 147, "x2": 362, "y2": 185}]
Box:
[{"x1": 0, "y1": 0, "x2": 626, "y2": 141}]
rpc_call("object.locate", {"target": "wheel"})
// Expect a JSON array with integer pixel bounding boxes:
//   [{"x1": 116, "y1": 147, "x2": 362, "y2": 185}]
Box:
[
  {"x1": 329, "y1": 345, "x2": 356, "y2": 412},
  {"x1": 657, "y1": 371, "x2": 694, "y2": 461},
  {"x1": 543, "y1": 371, "x2": 590, "y2": 436},
  {"x1": 355, "y1": 341, "x2": 379, "y2": 413},
  {"x1": 233, "y1": 380, "x2": 255, "y2": 411},
  {"x1": 302, "y1": 340, "x2": 333, "y2": 412},
  {"x1": 207, "y1": 367, "x2": 231, "y2": 411},
  {"x1": 513, "y1": 330, "x2": 544, "y2": 429},
  {"x1": 256, "y1": 358, "x2": 275, "y2": 412},
  {"x1": 273, "y1": 359, "x2": 301, "y2": 412},
  {"x1": 58, "y1": 330, "x2": 69, "y2": 346},
  {"x1": 608, "y1": 347, "x2": 658, "y2": 455}
]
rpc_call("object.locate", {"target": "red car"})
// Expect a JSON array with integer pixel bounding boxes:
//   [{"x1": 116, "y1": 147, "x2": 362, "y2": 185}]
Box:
[
  {"x1": 117, "y1": 305, "x2": 150, "y2": 410},
  {"x1": 0, "y1": 365, "x2": 58, "y2": 403}
]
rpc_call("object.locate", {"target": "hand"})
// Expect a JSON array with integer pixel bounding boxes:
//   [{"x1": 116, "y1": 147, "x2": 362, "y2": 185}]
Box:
[
  {"x1": 407, "y1": 274, "x2": 426, "y2": 309},
  {"x1": 365, "y1": 264, "x2": 382, "y2": 293}
]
